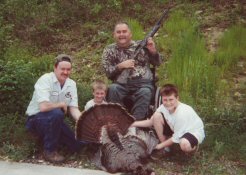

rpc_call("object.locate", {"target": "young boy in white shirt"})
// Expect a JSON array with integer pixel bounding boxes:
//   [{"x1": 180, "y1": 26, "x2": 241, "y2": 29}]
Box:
[
  {"x1": 84, "y1": 80, "x2": 107, "y2": 111},
  {"x1": 132, "y1": 83, "x2": 205, "y2": 154}
]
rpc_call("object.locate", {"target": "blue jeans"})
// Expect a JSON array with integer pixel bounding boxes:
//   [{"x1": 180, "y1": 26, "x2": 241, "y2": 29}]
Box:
[
  {"x1": 107, "y1": 79, "x2": 154, "y2": 120},
  {"x1": 26, "y1": 109, "x2": 84, "y2": 153}
]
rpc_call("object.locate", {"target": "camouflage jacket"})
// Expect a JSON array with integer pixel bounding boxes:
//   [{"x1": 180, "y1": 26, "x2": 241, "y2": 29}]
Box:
[{"x1": 102, "y1": 40, "x2": 163, "y2": 84}]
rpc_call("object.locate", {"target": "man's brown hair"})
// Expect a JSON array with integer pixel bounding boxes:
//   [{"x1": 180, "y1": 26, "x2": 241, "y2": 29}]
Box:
[
  {"x1": 54, "y1": 54, "x2": 72, "y2": 68},
  {"x1": 114, "y1": 21, "x2": 131, "y2": 32}
]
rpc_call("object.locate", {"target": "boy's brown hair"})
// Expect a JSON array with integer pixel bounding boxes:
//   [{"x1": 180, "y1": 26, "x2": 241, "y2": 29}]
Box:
[
  {"x1": 92, "y1": 80, "x2": 107, "y2": 92},
  {"x1": 160, "y1": 83, "x2": 179, "y2": 97}
]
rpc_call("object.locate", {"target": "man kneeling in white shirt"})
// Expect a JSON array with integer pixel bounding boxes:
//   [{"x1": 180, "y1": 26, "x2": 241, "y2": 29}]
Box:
[{"x1": 26, "y1": 54, "x2": 85, "y2": 163}]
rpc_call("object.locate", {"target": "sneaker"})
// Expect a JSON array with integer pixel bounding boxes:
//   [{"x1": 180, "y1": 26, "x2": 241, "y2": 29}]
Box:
[
  {"x1": 150, "y1": 149, "x2": 165, "y2": 160},
  {"x1": 43, "y1": 151, "x2": 65, "y2": 163},
  {"x1": 194, "y1": 144, "x2": 199, "y2": 153},
  {"x1": 150, "y1": 147, "x2": 171, "y2": 160},
  {"x1": 188, "y1": 145, "x2": 199, "y2": 155},
  {"x1": 164, "y1": 147, "x2": 171, "y2": 153},
  {"x1": 163, "y1": 147, "x2": 172, "y2": 157}
]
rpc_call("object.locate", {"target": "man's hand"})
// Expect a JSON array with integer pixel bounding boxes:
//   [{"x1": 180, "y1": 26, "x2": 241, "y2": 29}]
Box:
[
  {"x1": 117, "y1": 59, "x2": 135, "y2": 70},
  {"x1": 39, "y1": 101, "x2": 67, "y2": 114},
  {"x1": 146, "y1": 37, "x2": 157, "y2": 55},
  {"x1": 59, "y1": 102, "x2": 68, "y2": 114},
  {"x1": 69, "y1": 106, "x2": 82, "y2": 121}
]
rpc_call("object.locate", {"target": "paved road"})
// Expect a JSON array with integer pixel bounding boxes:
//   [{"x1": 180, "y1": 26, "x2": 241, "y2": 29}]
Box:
[{"x1": 0, "y1": 161, "x2": 118, "y2": 175}]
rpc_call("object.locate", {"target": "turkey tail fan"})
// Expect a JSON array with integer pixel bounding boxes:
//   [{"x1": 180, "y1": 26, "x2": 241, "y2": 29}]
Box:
[{"x1": 76, "y1": 103, "x2": 135, "y2": 143}]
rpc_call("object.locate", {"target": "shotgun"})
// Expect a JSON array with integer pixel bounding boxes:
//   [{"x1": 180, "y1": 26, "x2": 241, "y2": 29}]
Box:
[{"x1": 133, "y1": 9, "x2": 169, "y2": 59}]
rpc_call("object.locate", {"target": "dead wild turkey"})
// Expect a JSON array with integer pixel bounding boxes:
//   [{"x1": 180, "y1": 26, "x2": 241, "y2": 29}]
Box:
[{"x1": 76, "y1": 103, "x2": 158, "y2": 175}]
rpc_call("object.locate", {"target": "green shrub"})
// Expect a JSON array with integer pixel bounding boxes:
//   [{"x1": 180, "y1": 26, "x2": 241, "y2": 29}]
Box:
[
  {"x1": 73, "y1": 49, "x2": 106, "y2": 83},
  {"x1": 0, "y1": 16, "x2": 13, "y2": 57},
  {"x1": 203, "y1": 104, "x2": 246, "y2": 162},
  {"x1": 106, "y1": 0, "x2": 122, "y2": 11},
  {"x1": 91, "y1": 3, "x2": 103, "y2": 16},
  {"x1": 29, "y1": 54, "x2": 53, "y2": 77},
  {"x1": 3, "y1": 44, "x2": 34, "y2": 62},
  {"x1": 0, "y1": 113, "x2": 37, "y2": 161},
  {"x1": 77, "y1": 83, "x2": 93, "y2": 110},
  {"x1": 0, "y1": 59, "x2": 34, "y2": 114},
  {"x1": 0, "y1": 45, "x2": 53, "y2": 115}
]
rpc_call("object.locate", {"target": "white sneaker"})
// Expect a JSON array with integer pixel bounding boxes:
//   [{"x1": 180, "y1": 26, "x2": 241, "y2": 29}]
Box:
[{"x1": 164, "y1": 147, "x2": 171, "y2": 153}]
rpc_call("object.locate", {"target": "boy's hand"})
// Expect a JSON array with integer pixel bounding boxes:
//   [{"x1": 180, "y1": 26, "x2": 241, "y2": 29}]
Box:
[
  {"x1": 130, "y1": 121, "x2": 136, "y2": 127},
  {"x1": 155, "y1": 143, "x2": 164, "y2": 150}
]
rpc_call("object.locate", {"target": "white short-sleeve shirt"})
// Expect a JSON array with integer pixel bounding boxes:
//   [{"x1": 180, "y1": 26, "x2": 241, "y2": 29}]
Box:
[
  {"x1": 84, "y1": 99, "x2": 107, "y2": 111},
  {"x1": 156, "y1": 102, "x2": 205, "y2": 144},
  {"x1": 26, "y1": 72, "x2": 78, "y2": 116}
]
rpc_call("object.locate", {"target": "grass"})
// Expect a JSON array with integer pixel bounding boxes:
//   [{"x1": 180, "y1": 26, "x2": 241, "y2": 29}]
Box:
[
  {"x1": 0, "y1": 110, "x2": 245, "y2": 174},
  {"x1": 126, "y1": 18, "x2": 145, "y2": 40},
  {"x1": 151, "y1": 150, "x2": 245, "y2": 174},
  {"x1": 213, "y1": 25, "x2": 246, "y2": 75},
  {"x1": 0, "y1": 114, "x2": 37, "y2": 161},
  {"x1": 157, "y1": 10, "x2": 220, "y2": 106},
  {"x1": 0, "y1": 1, "x2": 246, "y2": 174}
]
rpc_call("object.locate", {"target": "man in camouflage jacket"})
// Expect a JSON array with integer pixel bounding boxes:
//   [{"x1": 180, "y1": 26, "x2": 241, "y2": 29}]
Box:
[{"x1": 102, "y1": 22, "x2": 163, "y2": 120}]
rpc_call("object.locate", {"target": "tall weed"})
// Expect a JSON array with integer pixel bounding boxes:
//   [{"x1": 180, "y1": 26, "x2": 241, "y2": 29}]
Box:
[
  {"x1": 126, "y1": 19, "x2": 145, "y2": 40},
  {"x1": 213, "y1": 25, "x2": 246, "y2": 75},
  {"x1": 157, "y1": 10, "x2": 220, "y2": 105}
]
